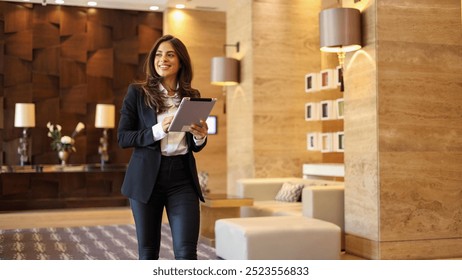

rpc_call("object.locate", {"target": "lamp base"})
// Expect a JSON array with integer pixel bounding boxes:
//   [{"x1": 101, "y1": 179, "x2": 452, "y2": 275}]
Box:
[
  {"x1": 17, "y1": 128, "x2": 32, "y2": 166},
  {"x1": 98, "y1": 129, "x2": 110, "y2": 166}
]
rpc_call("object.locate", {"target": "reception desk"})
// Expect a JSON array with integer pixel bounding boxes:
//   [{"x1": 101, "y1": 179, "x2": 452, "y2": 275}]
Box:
[{"x1": 0, "y1": 164, "x2": 128, "y2": 211}]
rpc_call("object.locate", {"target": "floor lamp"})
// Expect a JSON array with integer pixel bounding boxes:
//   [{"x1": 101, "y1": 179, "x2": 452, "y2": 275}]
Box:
[{"x1": 14, "y1": 103, "x2": 35, "y2": 166}]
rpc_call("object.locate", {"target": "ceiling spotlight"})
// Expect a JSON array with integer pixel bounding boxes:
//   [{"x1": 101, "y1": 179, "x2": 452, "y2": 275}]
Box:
[
  {"x1": 87, "y1": 1, "x2": 97, "y2": 6},
  {"x1": 175, "y1": 4, "x2": 185, "y2": 9},
  {"x1": 149, "y1": 6, "x2": 160, "y2": 11}
]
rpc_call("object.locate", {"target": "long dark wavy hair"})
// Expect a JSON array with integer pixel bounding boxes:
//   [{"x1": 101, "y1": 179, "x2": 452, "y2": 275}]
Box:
[{"x1": 135, "y1": 34, "x2": 200, "y2": 113}]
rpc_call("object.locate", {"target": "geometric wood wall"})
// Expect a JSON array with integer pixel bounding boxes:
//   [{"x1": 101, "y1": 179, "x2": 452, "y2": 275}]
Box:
[{"x1": 0, "y1": 2, "x2": 162, "y2": 165}]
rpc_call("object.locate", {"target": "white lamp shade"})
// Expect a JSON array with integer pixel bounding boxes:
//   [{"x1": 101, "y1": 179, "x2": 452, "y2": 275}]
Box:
[
  {"x1": 210, "y1": 57, "x2": 239, "y2": 86},
  {"x1": 14, "y1": 103, "x2": 35, "y2": 128},
  {"x1": 95, "y1": 104, "x2": 115, "y2": 128},
  {"x1": 319, "y1": 7, "x2": 362, "y2": 53}
]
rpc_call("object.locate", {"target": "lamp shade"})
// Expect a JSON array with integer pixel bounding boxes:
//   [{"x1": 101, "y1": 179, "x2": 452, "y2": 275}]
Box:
[
  {"x1": 14, "y1": 103, "x2": 35, "y2": 128},
  {"x1": 319, "y1": 7, "x2": 362, "y2": 53},
  {"x1": 95, "y1": 104, "x2": 115, "y2": 129},
  {"x1": 210, "y1": 57, "x2": 239, "y2": 86}
]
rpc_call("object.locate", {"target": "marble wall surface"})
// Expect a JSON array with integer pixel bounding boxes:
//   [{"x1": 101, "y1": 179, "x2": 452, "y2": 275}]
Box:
[
  {"x1": 343, "y1": 0, "x2": 381, "y2": 252},
  {"x1": 226, "y1": 0, "x2": 323, "y2": 190},
  {"x1": 224, "y1": 0, "x2": 462, "y2": 259},
  {"x1": 345, "y1": 0, "x2": 462, "y2": 259},
  {"x1": 226, "y1": 0, "x2": 255, "y2": 192}
]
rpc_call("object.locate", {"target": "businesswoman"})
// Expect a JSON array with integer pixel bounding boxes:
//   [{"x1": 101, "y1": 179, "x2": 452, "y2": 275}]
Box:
[{"x1": 117, "y1": 34, "x2": 208, "y2": 260}]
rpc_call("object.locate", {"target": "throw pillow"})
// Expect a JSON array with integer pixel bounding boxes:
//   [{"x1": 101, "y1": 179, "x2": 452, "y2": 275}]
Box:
[{"x1": 274, "y1": 182, "x2": 305, "y2": 202}]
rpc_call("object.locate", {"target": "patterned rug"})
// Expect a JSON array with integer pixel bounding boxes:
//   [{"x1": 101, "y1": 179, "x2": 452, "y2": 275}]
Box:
[{"x1": 0, "y1": 224, "x2": 216, "y2": 260}]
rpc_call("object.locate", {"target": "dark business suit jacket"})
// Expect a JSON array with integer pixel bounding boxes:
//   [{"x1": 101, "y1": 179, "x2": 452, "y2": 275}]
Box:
[{"x1": 117, "y1": 84, "x2": 206, "y2": 203}]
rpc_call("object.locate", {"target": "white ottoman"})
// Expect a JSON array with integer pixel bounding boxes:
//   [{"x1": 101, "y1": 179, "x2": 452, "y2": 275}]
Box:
[{"x1": 215, "y1": 216, "x2": 341, "y2": 260}]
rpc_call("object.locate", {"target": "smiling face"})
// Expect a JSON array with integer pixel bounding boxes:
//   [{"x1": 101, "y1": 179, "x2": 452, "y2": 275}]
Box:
[{"x1": 154, "y1": 41, "x2": 180, "y2": 84}]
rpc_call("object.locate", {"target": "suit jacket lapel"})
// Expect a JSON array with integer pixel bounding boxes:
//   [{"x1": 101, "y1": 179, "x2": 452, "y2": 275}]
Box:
[{"x1": 140, "y1": 94, "x2": 157, "y2": 128}]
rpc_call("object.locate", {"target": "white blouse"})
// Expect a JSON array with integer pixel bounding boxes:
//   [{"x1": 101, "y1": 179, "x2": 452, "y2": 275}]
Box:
[{"x1": 151, "y1": 84, "x2": 206, "y2": 156}]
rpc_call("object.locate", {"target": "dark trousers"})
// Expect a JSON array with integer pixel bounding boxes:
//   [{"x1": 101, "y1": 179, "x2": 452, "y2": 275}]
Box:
[{"x1": 130, "y1": 155, "x2": 200, "y2": 260}]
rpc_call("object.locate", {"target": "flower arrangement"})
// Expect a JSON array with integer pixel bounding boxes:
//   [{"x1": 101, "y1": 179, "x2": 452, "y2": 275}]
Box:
[{"x1": 47, "y1": 122, "x2": 85, "y2": 152}]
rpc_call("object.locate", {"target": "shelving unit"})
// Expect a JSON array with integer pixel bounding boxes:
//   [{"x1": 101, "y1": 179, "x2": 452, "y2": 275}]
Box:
[{"x1": 304, "y1": 67, "x2": 344, "y2": 164}]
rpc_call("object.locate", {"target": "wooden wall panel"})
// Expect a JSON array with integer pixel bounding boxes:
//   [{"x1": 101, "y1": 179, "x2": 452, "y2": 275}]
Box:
[
  {"x1": 3, "y1": 55, "x2": 31, "y2": 86},
  {"x1": 59, "y1": 6, "x2": 86, "y2": 36},
  {"x1": 32, "y1": 4, "x2": 60, "y2": 25},
  {"x1": 86, "y1": 76, "x2": 113, "y2": 102},
  {"x1": 114, "y1": 38, "x2": 139, "y2": 64},
  {"x1": 137, "y1": 12, "x2": 163, "y2": 29},
  {"x1": 32, "y1": 46, "x2": 60, "y2": 75},
  {"x1": 0, "y1": 3, "x2": 163, "y2": 166},
  {"x1": 61, "y1": 33, "x2": 87, "y2": 62},
  {"x1": 32, "y1": 22, "x2": 59, "y2": 48},
  {"x1": 3, "y1": 3, "x2": 32, "y2": 33},
  {"x1": 32, "y1": 73, "x2": 60, "y2": 100},
  {"x1": 87, "y1": 48, "x2": 113, "y2": 78},
  {"x1": 86, "y1": 21, "x2": 112, "y2": 51},
  {"x1": 59, "y1": 59, "x2": 86, "y2": 88},
  {"x1": 138, "y1": 25, "x2": 161, "y2": 54},
  {"x1": 0, "y1": 42, "x2": 4, "y2": 75},
  {"x1": 113, "y1": 61, "x2": 140, "y2": 90},
  {"x1": 0, "y1": 97, "x2": 4, "y2": 130},
  {"x1": 61, "y1": 85, "x2": 88, "y2": 114},
  {"x1": 86, "y1": 7, "x2": 115, "y2": 27},
  {"x1": 111, "y1": 12, "x2": 138, "y2": 41},
  {"x1": 5, "y1": 29, "x2": 32, "y2": 60},
  {"x1": 4, "y1": 82, "x2": 33, "y2": 99}
]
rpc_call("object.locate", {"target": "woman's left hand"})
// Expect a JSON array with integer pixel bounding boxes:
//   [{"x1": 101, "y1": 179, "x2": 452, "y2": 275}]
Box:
[{"x1": 190, "y1": 119, "x2": 208, "y2": 140}]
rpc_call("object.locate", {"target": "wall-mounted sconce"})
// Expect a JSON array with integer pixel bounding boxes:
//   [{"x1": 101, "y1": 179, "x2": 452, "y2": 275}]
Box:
[
  {"x1": 14, "y1": 103, "x2": 35, "y2": 166},
  {"x1": 95, "y1": 104, "x2": 115, "y2": 166},
  {"x1": 211, "y1": 42, "x2": 240, "y2": 113},
  {"x1": 210, "y1": 42, "x2": 240, "y2": 86},
  {"x1": 319, "y1": 7, "x2": 362, "y2": 91}
]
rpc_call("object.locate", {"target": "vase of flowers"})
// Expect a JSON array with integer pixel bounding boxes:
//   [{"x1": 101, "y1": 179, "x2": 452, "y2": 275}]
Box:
[{"x1": 47, "y1": 122, "x2": 85, "y2": 165}]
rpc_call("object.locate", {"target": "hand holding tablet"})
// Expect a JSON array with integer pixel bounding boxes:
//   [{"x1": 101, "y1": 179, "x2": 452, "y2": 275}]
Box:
[
  {"x1": 189, "y1": 119, "x2": 209, "y2": 140},
  {"x1": 168, "y1": 97, "x2": 217, "y2": 132}
]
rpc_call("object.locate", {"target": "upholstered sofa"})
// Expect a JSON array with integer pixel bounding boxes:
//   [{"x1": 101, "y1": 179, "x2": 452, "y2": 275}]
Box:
[
  {"x1": 215, "y1": 177, "x2": 345, "y2": 259},
  {"x1": 230, "y1": 177, "x2": 343, "y2": 218}
]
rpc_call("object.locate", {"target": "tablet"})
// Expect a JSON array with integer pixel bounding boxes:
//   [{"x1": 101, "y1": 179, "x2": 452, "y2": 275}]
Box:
[{"x1": 168, "y1": 97, "x2": 217, "y2": 132}]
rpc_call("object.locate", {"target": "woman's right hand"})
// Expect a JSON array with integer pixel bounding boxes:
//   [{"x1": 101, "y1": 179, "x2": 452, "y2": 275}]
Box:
[{"x1": 162, "y1": 116, "x2": 174, "y2": 133}]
